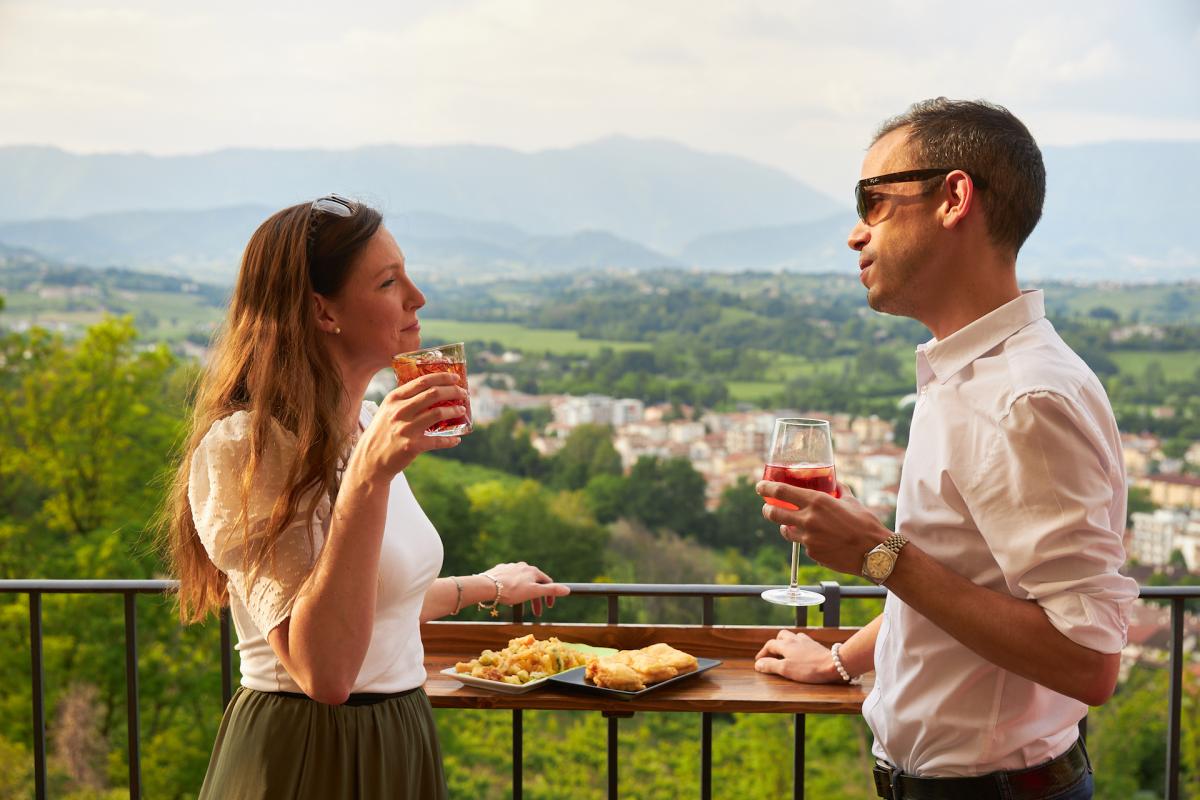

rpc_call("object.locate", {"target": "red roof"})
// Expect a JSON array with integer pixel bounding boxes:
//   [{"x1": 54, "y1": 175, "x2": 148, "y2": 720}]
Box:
[{"x1": 1148, "y1": 474, "x2": 1200, "y2": 488}]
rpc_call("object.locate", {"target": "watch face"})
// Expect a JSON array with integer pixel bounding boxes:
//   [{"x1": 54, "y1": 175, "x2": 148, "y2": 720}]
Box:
[{"x1": 866, "y1": 550, "x2": 894, "y2": 577}]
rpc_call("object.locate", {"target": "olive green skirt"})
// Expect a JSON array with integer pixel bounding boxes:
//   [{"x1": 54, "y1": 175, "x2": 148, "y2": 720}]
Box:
[{"x1": 198, "y1": 687, "x2": 448, "y2": 800}]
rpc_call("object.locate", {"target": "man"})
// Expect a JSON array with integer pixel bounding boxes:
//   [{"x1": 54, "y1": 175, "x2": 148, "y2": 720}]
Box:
[{"x1": 755, "y1": 99, "x2": 1138, "y2": 800}]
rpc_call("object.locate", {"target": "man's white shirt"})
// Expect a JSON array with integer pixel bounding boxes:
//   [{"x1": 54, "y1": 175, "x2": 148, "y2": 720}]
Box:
[{"x1": 865, "y1": 290, "x2": 1138, "y2": 777}]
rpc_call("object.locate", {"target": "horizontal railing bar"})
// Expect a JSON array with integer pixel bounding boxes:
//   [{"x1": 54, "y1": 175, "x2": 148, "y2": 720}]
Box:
[
  {"x1": 0, "y1": 580, "x2": 176, "y2": 593},
  {"x1": 5, "y1": 579, "x2": 1200, "y2": 600},
  {"x1": 1136, "y1": 586, "x2": 1200, "y2": 598},
  {"x1": 561, "y1": 583, "x2": 887, "y2": 598}
]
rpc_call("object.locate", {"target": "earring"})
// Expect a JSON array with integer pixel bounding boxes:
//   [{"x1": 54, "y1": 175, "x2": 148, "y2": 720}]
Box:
[{"x1": 334, "y1": 327, "x2": 341, "y2": 335}]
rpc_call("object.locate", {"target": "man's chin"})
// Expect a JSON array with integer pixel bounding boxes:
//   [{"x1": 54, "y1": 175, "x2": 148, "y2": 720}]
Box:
[{"x1": 865, "y1": 287, "x2": 889, "y2": 313}]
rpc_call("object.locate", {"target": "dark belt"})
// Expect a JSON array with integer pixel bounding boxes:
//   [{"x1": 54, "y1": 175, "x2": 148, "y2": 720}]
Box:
[
  {"x1": 274, "y1": 687, "x2": 421, "y2": 707},
  {"x1": 873, "y1": 739, "x2": 1091, "y2": 800}
]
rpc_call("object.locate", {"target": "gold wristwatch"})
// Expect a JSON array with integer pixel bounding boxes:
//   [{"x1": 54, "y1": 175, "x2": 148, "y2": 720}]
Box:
[{"x1": 862, "y1": 533, "x2": 908, "y2": 585}]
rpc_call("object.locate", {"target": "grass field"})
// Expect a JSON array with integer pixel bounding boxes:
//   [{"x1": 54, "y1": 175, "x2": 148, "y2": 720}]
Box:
[
  {"x1": 419, "y1": 319, "x2": 652, "y2": 356},
  {"x1": 1051, "y1": 284, "x2": 1200, "y2": 323},
  {"x1": 2, "y1": 289, "x2": 223, "y2": 341},
  {"x1": 726, "y1": 380, "x2": 783, "y2": 403},
  {"x1": 1110, "y1": 350, "x2": 1200, "y2": 382}
]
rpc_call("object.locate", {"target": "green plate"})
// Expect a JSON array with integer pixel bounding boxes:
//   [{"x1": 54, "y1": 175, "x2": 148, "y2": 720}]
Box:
[{"x1": 563, "y1": 642, "x2": 618, "y2": 658}]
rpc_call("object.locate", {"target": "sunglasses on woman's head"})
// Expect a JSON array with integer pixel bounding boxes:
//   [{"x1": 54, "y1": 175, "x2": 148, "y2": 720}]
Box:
[
  {"x1": 311, "y1": 194, "x2": 356, "y2": 218},
  {"x1": 307, "y1": 193, "x2": 358, "y2": 263}
]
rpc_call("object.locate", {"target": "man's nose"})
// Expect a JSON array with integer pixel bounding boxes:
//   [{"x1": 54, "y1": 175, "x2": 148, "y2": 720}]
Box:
[{"x1": 847, "y1": 220, "x2": 870, "y2": 252}]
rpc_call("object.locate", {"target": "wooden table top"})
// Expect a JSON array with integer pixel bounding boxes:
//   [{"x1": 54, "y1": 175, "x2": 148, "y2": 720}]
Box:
[{"x1": 422, "y1": 622, "x2": 870, "y2": 715}]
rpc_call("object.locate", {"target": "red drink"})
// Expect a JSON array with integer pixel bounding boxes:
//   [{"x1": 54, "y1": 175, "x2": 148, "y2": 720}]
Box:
[
  {"x1": 761, "y1": 463, "x2": 839, "y2": 510},
  {"x1": 392, "y1": 356, "x2": 472, "y2": 435}
]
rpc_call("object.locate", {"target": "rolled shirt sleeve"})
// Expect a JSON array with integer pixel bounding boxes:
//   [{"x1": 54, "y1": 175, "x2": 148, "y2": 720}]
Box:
[
  {"x1": 963, "y1": 390, "x2": 1138, "y2": 654},
  {"x1": 188, "y1": 412, "x2": 329, "y2": 636}
]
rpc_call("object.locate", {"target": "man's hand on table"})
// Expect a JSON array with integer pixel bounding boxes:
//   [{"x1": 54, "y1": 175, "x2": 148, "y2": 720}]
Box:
[{"x1": 754, "y1": 630, "x2": 841, "y2": 683}]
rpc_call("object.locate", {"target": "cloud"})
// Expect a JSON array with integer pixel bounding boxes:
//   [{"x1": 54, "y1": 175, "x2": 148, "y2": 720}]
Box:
[{"x1": 0, "y1": 0, "x2": 1195, "y2": 197}]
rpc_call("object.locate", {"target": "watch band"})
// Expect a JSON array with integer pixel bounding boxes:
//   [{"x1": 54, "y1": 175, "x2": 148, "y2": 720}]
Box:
[{"x1": 881, "y1": 532, "x2": 908, "y2": 556}]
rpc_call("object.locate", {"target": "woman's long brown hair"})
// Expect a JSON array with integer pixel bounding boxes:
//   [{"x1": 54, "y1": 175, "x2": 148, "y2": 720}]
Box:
[{"x1": 161, "y1": 199, "x2": 382, "y2": 623}]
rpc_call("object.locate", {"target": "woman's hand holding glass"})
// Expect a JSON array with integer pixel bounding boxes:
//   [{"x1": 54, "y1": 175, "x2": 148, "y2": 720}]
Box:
[{"x1": 356, "y1": 371, "x2": 468, "y2": 479}]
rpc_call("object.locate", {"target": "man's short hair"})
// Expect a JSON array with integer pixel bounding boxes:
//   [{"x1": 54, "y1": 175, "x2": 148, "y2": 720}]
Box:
[{"x1": 874, "y1": 98, "x2": 1046, "y2": 254}]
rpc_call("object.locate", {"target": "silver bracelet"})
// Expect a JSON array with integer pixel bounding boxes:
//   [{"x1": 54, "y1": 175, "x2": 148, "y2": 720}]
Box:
[
  {"x1": 831, "y1": 642, "x2": 853, "y2": 683},
  {"x1": 477, "y1": 573, "x2": 503, "y2": 618}
]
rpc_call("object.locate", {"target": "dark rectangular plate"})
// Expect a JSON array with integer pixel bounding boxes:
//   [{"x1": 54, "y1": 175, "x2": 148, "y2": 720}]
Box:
[{"x1": 546, "y1": 657, "x2": 721, "y2": 700}]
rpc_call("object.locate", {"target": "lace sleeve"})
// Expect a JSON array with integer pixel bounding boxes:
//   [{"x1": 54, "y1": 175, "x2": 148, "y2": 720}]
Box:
[{"x1": 188, "y1": 412, "x2": 330, "y2": 635}]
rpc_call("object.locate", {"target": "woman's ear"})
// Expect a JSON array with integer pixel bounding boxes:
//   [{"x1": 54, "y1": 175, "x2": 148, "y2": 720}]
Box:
[{"x1": 312, "y1": 292, "x2": 341, "y2": 335}]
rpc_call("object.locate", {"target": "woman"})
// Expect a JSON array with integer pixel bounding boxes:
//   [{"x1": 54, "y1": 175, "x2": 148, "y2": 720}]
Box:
[{"x1": 162, "y1": 194, "x2": 569, "y2": 798}]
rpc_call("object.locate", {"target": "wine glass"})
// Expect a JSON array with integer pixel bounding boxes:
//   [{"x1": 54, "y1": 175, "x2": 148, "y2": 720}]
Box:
[{"x1": 760, "y1": 418, "x2": 838, "y2": 607}]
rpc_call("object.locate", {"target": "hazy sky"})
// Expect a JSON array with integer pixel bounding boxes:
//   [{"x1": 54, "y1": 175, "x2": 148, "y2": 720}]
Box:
[{"x1": 1, "y1": 0, "x2": 1197, "y2": 197}]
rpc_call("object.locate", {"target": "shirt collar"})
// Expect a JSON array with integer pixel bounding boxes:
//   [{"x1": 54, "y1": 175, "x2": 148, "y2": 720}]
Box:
[{"x1": 915, "y1": 290, "x2": 1046, "y2": 389}]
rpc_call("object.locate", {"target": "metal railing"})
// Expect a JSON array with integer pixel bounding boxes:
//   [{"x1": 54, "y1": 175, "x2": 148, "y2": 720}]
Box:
[{"x1": 2, "y1": 579, "x2": 1197, "y2": 799}]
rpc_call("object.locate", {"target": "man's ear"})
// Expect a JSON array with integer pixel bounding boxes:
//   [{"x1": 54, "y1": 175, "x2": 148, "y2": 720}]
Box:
[
  {"x1": 312, "y1": 291, "x2": 340, "y2": 335},
  {"x1": 940, "y1": 170, "x2": 978, "y2": 231}
]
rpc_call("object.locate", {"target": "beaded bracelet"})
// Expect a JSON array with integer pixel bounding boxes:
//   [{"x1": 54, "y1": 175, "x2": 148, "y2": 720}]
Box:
[
  {"x1": 831, "y1": 642, "x2": 853, "y2": 683},
  {"x1": 477, "y1": 573, "x2": 503, "y2": 618}
]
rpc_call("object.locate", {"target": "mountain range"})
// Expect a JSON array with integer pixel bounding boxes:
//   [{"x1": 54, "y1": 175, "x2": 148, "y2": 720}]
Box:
[{"x1": 0, "y1": 137, "x2": 1196, "y2": 283}]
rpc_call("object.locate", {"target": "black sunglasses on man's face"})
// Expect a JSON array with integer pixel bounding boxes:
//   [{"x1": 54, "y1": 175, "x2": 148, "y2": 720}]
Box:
[{"x1": 854, "y1": 168, "x2": 987, "y2": 225}]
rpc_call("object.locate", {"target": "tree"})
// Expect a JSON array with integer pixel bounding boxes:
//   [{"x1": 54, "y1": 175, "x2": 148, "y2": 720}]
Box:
[
  {"x1": 622, "y1": 456, "x2": 710, "y2": 537},
  {"x1": 439, "y1": 408, "x2": 547, "y2": 479},
  {"x1": 0, "y1": 317, "x2": 184, "y2": 565},
  {"x1": 465, "y1": 480, "x2": 608, "y2": 583},
  {"x1": 583, "y1": 473, "x2": 626, "y2": 524},
  {"x1": 1163, "y1": 437, "x2": 1191, "y2": 460},
  {"x1": 548, "y1": 425, "x2": 622, "y2": 490},
  {"x1": 1128, "y1": 486, "x2": 1156, "y2": 527},
  {"x1": 706, "y1": 477, "x2": 779, "y2": 553}
]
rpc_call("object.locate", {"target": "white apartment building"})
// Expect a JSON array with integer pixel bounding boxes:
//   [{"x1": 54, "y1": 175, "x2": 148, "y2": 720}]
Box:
[
  {"x1": 668, "y1": 421, "x2": 707, "y2": 444},
  {"x1": 554, "y1": 394, "x2": 614, "y2": 427},
  {"x1": 553, "y1": 394, "x2": 644, "y2": 427},
  {"x1": 1129, "y1": 509, "x2": 1200, "y2": 569},
  {"x1": 612, "y1": 398, "x2": 645, "y2": 426},
  {"x1": 468, "y1": 385, "x2": 549, "y2": 425},
  {"x1": 850, "y1": 415, "x2": 895, "y2": 448}
]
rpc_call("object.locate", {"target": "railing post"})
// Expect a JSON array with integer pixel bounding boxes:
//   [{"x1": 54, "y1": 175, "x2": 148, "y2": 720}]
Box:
[
  {"x1": 29, "y1": 592, "x2": 46, "y2": 800},
  {"x1": 1167, "y1": 597, "x2": 1184, "y2": 800},
  {"x1": 513, "y1": 709, "x2": 524, "y2": 800},
  {"x1": 794, "y1": 713, "x2": 805, "y2": 800},
  {"x1": 606, "y1": 593, "x2": 619, "y2": 797},
  {"x1": 512, "y1": 593, "x2": 524, "y2": 798},
  {"x1": 794, "y1": 602, "x2": 807, "y2": 628},
  {"x1": 820, "y1": 581, "x2": 841, "y2": 627},
  {"x1": 608, "y1": 715, "x2": 619, "y2": 798},
  {"x1": 701, "y1": 594, "x2": 714, "y2": 800},
  {"x1": 124, "y1": 593, "x2": 142, "y2": 800},
  {"x1": 219, "y1": 607, "x2": 234, "y2": 710}
]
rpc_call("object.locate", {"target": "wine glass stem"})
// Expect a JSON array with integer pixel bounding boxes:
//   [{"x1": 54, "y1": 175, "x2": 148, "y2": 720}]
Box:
[{"x1": 788, "y1": 542, "x2": 800, "y2": 595}]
